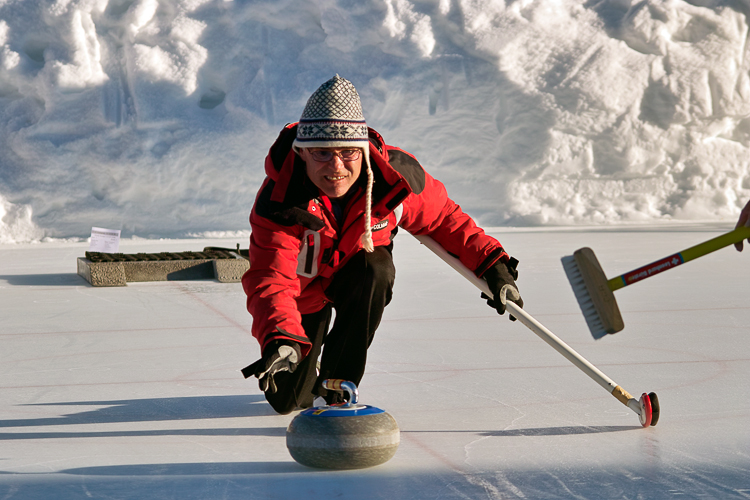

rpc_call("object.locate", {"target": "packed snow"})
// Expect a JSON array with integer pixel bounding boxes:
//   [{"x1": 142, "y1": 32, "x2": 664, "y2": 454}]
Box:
[{"x1": 1, "y1": 0, "x2": 750, "y2": 243}]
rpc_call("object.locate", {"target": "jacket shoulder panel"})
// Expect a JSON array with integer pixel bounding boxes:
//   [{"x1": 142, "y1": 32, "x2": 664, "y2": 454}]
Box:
[
  {"x1": 387, "y1": 148, "x2": 426, "y2": 195},
  {"x1": 254, "y1": 180, "x2": 325, "y2": 231},
  {"x1": 268, "y1": 124, "x2": 298, "y2": 175}
]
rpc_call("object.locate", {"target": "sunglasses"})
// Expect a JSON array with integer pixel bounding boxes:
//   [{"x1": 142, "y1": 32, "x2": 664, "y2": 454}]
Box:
[{"x1": 309, "y1": 149, "x2": 362, "y2": 162}]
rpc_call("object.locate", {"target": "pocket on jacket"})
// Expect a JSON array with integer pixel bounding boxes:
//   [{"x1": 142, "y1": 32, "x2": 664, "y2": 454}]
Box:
[{"x1": 296, "y1": 229, "x2": 321, "y2": 278}]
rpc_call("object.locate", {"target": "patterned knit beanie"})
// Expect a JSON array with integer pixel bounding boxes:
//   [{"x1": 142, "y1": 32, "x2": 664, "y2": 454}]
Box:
[{"x1": 294, "y1": 75, "x2": 375, "y2": 252}]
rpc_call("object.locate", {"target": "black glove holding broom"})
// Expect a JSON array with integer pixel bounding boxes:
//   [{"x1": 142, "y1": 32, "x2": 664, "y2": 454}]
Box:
[{"x1": 482, "y1": 257, "x2": 523, "y2": 320}]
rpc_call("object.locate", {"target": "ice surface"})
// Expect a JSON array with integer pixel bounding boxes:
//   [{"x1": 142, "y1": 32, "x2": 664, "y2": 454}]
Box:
[
  {"x1": 1, "y1": 226, "x2": 748, "y2": 499},
  {"x1": 2, "y1": 0, "x2": 750, "y2": 242}
]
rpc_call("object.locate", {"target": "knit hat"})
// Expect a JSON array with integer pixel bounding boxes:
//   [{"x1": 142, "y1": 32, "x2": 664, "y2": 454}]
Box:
[{"x1": 294, "y1": 75, "x2": 375, "y2": 252}]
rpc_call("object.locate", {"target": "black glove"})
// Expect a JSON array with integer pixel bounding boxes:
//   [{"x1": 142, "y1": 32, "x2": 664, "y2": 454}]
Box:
[
  {"x1": 241, "y1": 339, "x2": 301, "y2": 394},
  {"x1": 482, "y1": 257, "x2": 523, "y2": 320}
]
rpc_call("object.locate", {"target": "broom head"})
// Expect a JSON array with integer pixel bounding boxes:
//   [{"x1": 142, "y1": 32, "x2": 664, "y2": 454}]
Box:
[{"x1": 561, "y1": 247, "x2": 624, "y2": 339}]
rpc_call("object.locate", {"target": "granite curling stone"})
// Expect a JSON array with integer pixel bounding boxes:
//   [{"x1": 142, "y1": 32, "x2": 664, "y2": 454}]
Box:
[{"x1": 286, "y1": 380, "x2": 400, "y2": 470}]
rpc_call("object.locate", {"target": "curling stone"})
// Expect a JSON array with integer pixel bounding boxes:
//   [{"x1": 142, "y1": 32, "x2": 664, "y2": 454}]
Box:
[{"x1": 286, "y1": 379, "x2": 399, "y2": 470}]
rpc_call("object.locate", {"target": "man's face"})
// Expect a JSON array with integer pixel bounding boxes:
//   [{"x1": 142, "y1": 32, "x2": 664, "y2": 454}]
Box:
[{"x1": 299, "y1": 147, "x2": 363, "y2": 199}]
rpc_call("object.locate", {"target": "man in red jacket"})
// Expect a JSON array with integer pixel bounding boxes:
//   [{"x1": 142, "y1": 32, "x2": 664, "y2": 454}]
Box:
[{"x1": 242, "y1": 75, "x2": 523, "y2": 414}]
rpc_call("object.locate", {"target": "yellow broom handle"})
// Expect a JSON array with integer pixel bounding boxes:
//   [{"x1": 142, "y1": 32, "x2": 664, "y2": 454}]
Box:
[{"x1": 608, "y1": 226, "x2": 750, "y2": 291}]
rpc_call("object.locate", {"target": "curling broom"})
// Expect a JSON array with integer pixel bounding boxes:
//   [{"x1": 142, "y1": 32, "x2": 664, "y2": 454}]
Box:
[
  {"x1": 561, "y1": 226, "x2": 750, "y2": 340},
  {"x1": 414, "y1": 233, "x2": 659, "y2": 427}
]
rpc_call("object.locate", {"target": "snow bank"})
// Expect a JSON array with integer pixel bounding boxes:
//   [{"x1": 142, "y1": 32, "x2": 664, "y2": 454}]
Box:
[
  {"x1": 0, "y1": 195, "x2": 44, "y2": 244},
  {"x1": 0, "y1": 0, "x2": 749, "y2": 242}
]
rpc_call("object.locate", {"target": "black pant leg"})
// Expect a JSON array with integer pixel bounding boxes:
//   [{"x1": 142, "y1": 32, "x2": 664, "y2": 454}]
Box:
[
  {"x1": 317, "y1": 246, "x2": 395, "y2": 390},
  {"x1": 263, "y1": 305, "x2": 331, "y2": 414}
]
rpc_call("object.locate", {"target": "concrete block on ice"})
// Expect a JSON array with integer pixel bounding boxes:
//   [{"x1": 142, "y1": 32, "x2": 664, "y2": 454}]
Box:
[
  {"x1": 77, "y1": 258, "x2": 128, "y2": 286},
  {"x1": 213, "y1": 258, "x2": 251, "y2": 283},
  {"x1": 77, "y1": 248, "x2": 249, "y2": 287}
]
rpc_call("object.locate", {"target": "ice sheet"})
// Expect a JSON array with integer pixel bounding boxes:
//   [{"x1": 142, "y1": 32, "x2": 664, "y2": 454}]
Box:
[{"x1": 0, "y1": 226, "x2": 748, "y2": 499}]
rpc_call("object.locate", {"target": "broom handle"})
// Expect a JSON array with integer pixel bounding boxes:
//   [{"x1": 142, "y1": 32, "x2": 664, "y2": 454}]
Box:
[
  {"x1": 412, "y1": 234, "x2": 626, "y2": 397},
  {"x1": 608, "y1": 226, "x2": 750, "y2": 291}
]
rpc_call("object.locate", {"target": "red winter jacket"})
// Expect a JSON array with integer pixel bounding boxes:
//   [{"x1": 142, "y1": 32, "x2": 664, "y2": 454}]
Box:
[{"x1": 242, "y1": 124, "x2": 509, "y2": 358}]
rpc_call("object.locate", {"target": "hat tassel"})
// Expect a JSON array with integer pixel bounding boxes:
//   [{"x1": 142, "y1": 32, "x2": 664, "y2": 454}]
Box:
[{"x1": 361, "y1": 161, "x2": 375, "y2": 253}]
